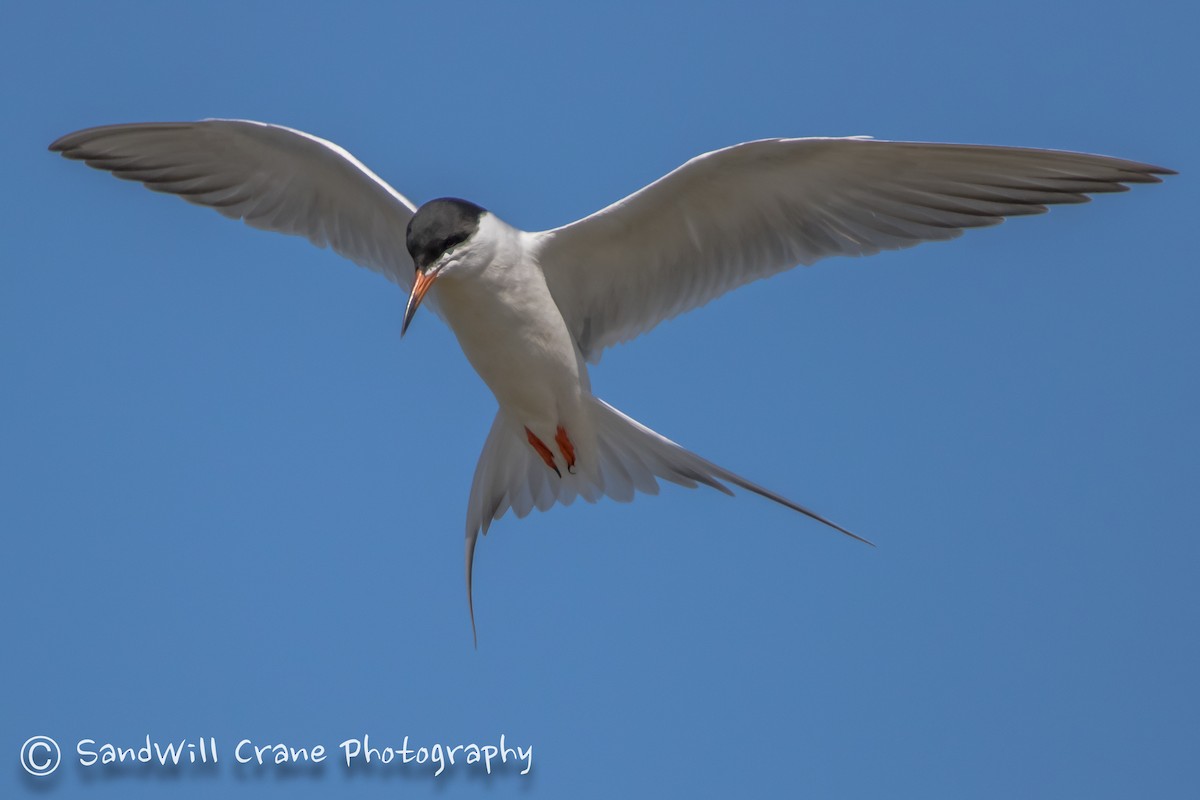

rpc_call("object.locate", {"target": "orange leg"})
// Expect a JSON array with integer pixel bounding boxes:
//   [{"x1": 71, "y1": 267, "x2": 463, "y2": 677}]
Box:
[
  {"x1": 525, "y1": 427, "x2": 561, "y2": 478},
  {"x1": 555, "y1": 425, "x2": 577, "y2": 474}
]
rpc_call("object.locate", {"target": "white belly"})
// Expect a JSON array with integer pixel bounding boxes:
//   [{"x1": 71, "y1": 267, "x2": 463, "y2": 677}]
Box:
[{"x1": 434, "y1": 259, "x2": 591, "y2": 446}]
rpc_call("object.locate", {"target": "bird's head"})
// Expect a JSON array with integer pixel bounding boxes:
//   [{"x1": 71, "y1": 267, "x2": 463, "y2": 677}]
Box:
[{"x1": 402, "y1": 197, "x2": 488, "y2": 335}]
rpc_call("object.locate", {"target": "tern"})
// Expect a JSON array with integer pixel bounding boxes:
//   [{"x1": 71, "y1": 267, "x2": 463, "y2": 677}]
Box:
[{"x1": 50, "y1": 120, "x2": 1172, "y2": 640}]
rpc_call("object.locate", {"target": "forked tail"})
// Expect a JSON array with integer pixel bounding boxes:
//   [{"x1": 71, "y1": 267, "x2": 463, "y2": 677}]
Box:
[{"x1": 463, "y1": 396, "x2": 871, "y2": 645}]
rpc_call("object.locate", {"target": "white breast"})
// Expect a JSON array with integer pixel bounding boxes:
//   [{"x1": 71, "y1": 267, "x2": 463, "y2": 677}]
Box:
[{"x1": 433, "y1": 214, "x2": 590, "y2": 441}]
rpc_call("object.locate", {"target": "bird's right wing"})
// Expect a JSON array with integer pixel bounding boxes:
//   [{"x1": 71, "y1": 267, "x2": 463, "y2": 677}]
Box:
[
  {"x1": 50, "y1": 119, "x2": 420, "y2": 290},
  {"x1": 535, "y1": 137, "x2": 1173, "y2": 362}
]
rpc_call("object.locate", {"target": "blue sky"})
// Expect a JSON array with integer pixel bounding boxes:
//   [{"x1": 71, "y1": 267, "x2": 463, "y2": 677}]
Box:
[{"x1": 3, "y1": 1, "x2": 1196, "y2": 797}]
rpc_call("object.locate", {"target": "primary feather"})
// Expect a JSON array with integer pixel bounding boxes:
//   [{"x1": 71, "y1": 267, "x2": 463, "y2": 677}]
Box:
[
  {"x1": 49, "y1": 119, "x2": 420, "y2": 290},
  {"x1": 535, "y1": 137, "x2": 1172, "y2": 362}
]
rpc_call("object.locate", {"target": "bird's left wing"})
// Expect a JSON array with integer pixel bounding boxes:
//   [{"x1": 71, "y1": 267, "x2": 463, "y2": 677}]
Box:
[
  {"x1": 50, "y1": 119, "x2": 420, "y2": 290},
  {"x1": 535, "y1": 137, "x2": 1172, "y2": 362}
]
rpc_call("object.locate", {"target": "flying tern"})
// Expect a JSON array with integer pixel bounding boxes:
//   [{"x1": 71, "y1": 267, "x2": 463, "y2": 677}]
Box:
[{"x1": 50, "y1": 120, "x2": 1172, "y2": 640}]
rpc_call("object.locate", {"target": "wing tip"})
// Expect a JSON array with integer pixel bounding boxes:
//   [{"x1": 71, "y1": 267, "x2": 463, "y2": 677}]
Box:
[
  {"x1": 48, "y1": 121, "x2": 196, "y2": 155},
  {"x1": 1141, "y1": 165, "x2": 1178, "y2": 180}
]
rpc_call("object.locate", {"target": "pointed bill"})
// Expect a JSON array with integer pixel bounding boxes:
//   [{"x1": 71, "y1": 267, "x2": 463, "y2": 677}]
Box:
[{"x1": 402, "y1": 270, "x2": 439, "y2": 336}]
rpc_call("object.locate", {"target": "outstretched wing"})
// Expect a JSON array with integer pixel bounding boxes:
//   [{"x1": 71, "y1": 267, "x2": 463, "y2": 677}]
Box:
[
  {"x1": 535, "y1": 137, "x2": 1172, "y2": 362},
  {"x1": 50, "y1": 119, "x2": 419, "y2": 289}
]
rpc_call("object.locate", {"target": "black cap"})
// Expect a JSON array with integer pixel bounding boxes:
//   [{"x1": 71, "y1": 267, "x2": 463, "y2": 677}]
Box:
[{"x1": 406, "y1": 198, "x2": 486, "y2": 272}]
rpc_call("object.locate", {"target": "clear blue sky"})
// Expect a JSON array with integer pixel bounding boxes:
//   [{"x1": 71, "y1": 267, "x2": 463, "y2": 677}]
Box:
[{"x1": 3, "y1": 2, "x2": 1196, "y2": 798}]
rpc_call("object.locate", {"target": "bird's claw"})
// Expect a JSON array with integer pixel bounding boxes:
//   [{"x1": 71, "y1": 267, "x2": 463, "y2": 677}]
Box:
[
  {"x1": 555, "y1": 425, "x2": 577, "y2": 475},
  {"x1": 526, "y1": 426, "x2": 562, "y2": 477}
]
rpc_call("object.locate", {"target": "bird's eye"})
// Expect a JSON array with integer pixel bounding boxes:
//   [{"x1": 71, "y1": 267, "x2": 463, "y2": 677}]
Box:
[{"x1": 442, "y1": 234, "x2": 466, "y2": 255}]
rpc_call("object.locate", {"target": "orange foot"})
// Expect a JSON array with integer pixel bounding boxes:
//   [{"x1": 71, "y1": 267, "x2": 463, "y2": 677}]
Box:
[
  {"x1": 555, "y1": 425, "x2": 577, "y2": 475},
  {"x1": 526, "y1": 427, "x2": 561, "y2": 478}
]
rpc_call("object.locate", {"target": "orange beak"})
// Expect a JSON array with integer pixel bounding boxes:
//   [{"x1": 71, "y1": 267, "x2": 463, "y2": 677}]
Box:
[{"x1": 401, "y1": 269, "x2": 439, "y2": 336}]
